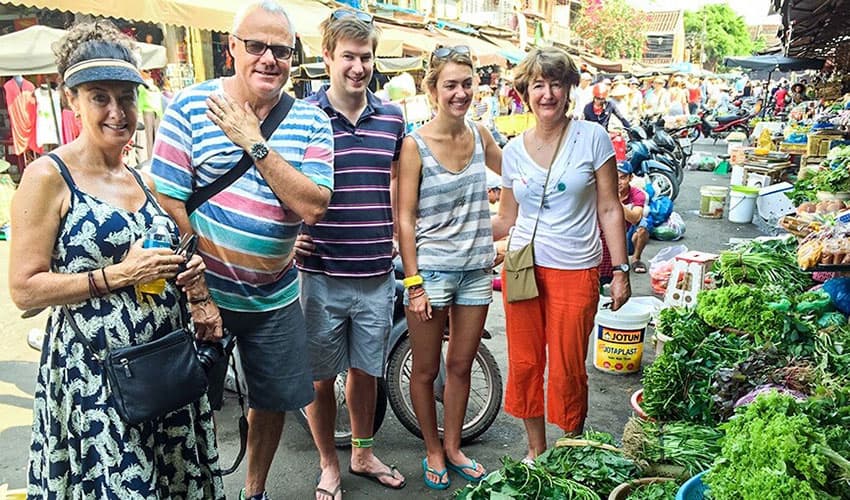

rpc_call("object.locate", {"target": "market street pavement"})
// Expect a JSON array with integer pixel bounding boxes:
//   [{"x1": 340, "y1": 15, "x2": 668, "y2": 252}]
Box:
[{"x1": 0, "y1": 139, "x2": 764, "y2": 497}]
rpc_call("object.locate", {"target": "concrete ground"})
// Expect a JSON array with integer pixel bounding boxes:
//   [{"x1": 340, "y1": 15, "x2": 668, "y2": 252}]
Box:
[{"x1": 0, "y1": 139, "x2": 764, "y2": 498}]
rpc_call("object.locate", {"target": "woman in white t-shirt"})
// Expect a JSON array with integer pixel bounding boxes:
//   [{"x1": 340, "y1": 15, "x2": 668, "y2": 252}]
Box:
[{"x1": 492, "y1": 46, "x2": 630, "y2": 463}]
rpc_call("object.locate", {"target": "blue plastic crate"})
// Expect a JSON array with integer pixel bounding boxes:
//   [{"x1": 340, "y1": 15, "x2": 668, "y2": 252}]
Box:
[{"x1": 676, "y1": 471, "x2": 708, "y2": 500}]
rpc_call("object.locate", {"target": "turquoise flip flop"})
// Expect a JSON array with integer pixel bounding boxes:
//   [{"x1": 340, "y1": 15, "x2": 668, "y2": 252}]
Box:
[
  {"x1": 421, "y1": 458, "x2": 450, "y2": 490},
  {"x1": 447, "y1": 459, "x2": 486, "y2": 483}
]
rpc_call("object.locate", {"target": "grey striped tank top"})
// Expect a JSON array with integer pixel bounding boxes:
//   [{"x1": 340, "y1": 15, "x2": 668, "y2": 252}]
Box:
[{"x1": 409, "y1": 121, "x2": 495, "y2": 271}]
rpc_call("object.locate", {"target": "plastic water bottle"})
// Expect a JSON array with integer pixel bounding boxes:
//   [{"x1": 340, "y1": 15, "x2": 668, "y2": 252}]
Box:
[{"x1": 138, "y1": 215, "x2": 172, "y2": 295}]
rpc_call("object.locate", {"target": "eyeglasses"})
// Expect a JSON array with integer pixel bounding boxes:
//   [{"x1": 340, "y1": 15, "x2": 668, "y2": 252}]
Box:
[
  {"x1": 331, "y1": 9, "x2": 374, "y2": 24},
  {"x1": 232, "y1": 34, "x2": 294, "y2": 61},
  {"x1": 431, "y1": 45, "x2": 471, "y2": 61}
]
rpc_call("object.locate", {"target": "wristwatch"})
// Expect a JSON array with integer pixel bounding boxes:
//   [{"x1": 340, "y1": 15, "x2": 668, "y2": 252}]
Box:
[
  {"x1": 612, "y1": 263, "x2": 630, "y2": 273},
  {"x1": 249, "y1": 141, "x2": 270, "y2": 161}
]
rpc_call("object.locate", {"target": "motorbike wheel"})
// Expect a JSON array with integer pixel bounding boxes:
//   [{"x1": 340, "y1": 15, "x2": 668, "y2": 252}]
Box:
[
  {"x1": 648, "y1": 170, "x2": 679, "y2": 201},
  {"x1": 687, "y1": 126, "x2": 700, "y2": 142},
  {"x1": 385, "y1": 333, "x2": 503, "y2": 445},
  {"x1": 295, "y1": 371, "x2": 388, "y2": 448}
]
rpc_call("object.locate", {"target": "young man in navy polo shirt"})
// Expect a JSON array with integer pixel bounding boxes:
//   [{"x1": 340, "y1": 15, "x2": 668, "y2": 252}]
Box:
[{"x1": 295, "y1": 10, "x2": 407, "y2": 499}]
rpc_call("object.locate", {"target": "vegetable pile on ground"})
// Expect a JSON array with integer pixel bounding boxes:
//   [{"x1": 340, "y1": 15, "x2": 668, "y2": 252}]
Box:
[
  {"x1": 704, "y1": 391, "x2": 850, "y2": 500},
  {"x1": 455, "y1": 431, "x2": 639, "y2": 499},
  {"x1": 621, "y1": 417, "x2": 722, "y2": 477},
  {"x1": 713, "y1": 237, "x2": 813, "y2": 294}
]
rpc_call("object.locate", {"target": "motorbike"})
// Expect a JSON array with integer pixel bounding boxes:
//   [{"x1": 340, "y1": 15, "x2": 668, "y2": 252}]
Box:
[
  {"x1": 293, "y1": 260, "x2": 503, "y2": 447},
  {"x1": 626, "y1": 139, "x2": 680, "y2": 201},
  {"x1": 682, "y1": 107, "x2": 752, "y2": 143},
  {"x1": 638, "y1": 116, "x2": 689, "y2": 183}
]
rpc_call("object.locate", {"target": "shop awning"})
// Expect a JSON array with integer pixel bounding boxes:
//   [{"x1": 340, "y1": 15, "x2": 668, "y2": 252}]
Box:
[
  {"x1": 4, "y1": 0, "x2": 235, "y2": 32},
  {"x1": 723, "y1": 55, "x2": 825, "y2": 72},
  {"x1": 0, "y1": 24, "x2": 167, "y2": 76},
  {"x1": 291, "y1": 56, "x2": 423, "y2": 79}
]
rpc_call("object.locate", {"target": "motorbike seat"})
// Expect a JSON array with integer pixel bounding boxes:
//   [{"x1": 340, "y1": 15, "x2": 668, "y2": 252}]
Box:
[{"x1": 715, "y1": 114, "x2": 740, "y2": 124}]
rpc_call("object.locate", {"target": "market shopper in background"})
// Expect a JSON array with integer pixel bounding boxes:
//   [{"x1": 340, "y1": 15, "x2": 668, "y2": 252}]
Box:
[
  {"x1": 10, "y1": 20, "x2": 223, "y2": 498},
  {"x1": 397, "y1": 44, "x2": 502, "y2": 490},
  {"x1": 583, "y1": 83, "x2": 632, "y2": 130},
  {"x1": 572, "y1": 71, "x2": 594, "y2": 119},
  {"x1": 492, "y1": 46, "x2": 630, "y2": 463},
  {"x1": 643, "y1": 76, "x2": 669, "y2": 116},
  {"x1": 295, "y1": 10, "x2": 406, "y2": 499},
  {"x1": 617, "y1": 161, "x2": 650, "y2": 273},
  {"x1": 151, "y1": 2, "x2": 335, "y2": 499}
]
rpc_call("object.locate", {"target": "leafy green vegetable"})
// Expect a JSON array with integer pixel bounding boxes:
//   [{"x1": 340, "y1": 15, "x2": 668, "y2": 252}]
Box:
[
  {"x1": 705, "y1": 391, "x2": 850, "y2": 500},
  {"x1": 455, "y1": 431, "x2": 640, "y2": 499},
  {"x1": 713, "y1": 238, "x2": 813, "y2": 294},
  {"x1": 621, "y1": 417, "x2": 723, "y2": 476},
  {"x1": 642, "y1": 326, "x2": 753, "y2": 424},
  {"x1": 696, "y1": 285, "x2": 784, "y2": 339},
  {"x1": 625, "y1": 480, "x2": 679, "y2": 500}
]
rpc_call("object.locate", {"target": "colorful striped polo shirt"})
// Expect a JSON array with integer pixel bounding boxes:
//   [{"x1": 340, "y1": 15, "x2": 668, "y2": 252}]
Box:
[
  {"x1": 409, "y1": 121, "x2": 494, "y2": 271},
  {"x1": 299, "y1": 86, "x2": 405, "y2": 277},
  {"x1": 151, "y1": 79, "x2": 334, "y2": 312}
]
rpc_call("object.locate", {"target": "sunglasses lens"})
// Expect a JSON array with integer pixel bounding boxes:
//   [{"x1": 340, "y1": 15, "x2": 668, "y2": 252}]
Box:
[
  {"x1": 357, "y1": 12, "x2": 373, "y2": 22},
  {"x1": 270, "y1": 46, "x2": 292, "y2": 59},
  {"x1": 245, "y1": 40, "x2": 267, "y2": 56},
  {"x1": 455, "y1": 45, "x2": 470, "y2": 54},
  {"x1": 433, "y1": 48, "x2": 450, "y2": 58}
]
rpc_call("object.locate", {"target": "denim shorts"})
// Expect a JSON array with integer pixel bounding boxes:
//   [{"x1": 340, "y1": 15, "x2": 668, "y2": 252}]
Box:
[
  {"x1": 301, "y1": 272, "x2": 395, "y2": 380},
  {"x1": 404, "y1": 268, "x2": 493, "y2": 308},
  {"x1": 220, "y1": 301, "x2": 314, "y2": 412}
]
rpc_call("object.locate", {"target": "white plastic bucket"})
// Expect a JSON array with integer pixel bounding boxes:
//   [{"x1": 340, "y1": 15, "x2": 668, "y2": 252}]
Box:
[
  {"x1": 728, "y1": 185, "x2": 759, "y2": 223},
  {"x1": 593, "y1": 300, "x2": 652, "y2": 374},
  {"x1": 699, "y1": 185, "x2": 727, "y2": 219}
]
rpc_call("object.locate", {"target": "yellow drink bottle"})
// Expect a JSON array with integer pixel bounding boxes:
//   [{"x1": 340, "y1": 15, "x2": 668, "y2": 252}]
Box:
[{"x1": 138, "y1": 215, "x2": 172, "y2": 295}]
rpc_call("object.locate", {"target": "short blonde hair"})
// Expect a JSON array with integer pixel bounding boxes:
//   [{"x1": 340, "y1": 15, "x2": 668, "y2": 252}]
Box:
[
  {"x1": 421, "y1": 47, "x2": 474, "y2": 94},
  {"x1": 512, "y1": 46, "x2": 579, "y2": 110},
  {"x1": 320, "y1": 12, "x2": 379, "y2": 55}
]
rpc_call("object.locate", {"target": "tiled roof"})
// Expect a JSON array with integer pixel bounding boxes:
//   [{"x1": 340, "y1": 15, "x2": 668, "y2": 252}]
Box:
[{"x1": 644, "y1": 10, "x2": 682, "y2": 34}]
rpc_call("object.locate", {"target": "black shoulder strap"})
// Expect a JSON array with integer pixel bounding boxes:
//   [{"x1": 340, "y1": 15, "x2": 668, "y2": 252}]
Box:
[{"x1": 185, "y1": 92, "x2": 295, "y2": 215}]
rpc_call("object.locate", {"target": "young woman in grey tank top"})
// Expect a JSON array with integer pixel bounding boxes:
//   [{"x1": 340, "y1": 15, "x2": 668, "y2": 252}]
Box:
[{"x1": 396, "y1": 45, "x2": 502, "y2": 490}]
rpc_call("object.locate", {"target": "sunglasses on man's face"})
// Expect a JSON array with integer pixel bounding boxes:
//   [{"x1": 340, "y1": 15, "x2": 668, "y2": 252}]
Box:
[
  {"x1": 431, "y1": 45, "x2": 471, "y2": 61},
  {"x1": 232, "y1": 34, "x2": 294, "y2": 61},
  {"x1": 331, "y1": 9, "x2": 374, "y2": 24}
]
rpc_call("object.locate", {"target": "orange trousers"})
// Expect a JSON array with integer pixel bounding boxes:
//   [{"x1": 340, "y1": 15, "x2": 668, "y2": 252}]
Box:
[{"x1": 502, "y1": 266, "x2": 599, "y2": 433}]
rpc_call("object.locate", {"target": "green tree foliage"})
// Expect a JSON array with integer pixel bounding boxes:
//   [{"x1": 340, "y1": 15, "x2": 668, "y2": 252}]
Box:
[
  {"x1": 684, "y1": 4, "x2": 756, "y2": 70},
  {"x1": 573, "y1": 0, "x2": 647, "y2": 60}
]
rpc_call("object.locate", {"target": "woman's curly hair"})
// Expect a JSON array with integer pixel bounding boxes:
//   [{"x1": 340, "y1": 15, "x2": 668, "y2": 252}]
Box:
[{"x1": 54, "y1": 20, "x2": 138, "y2": 88}]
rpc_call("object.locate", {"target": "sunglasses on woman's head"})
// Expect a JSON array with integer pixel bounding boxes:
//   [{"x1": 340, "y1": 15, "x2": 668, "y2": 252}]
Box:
[
  {"x1": 331, "y1": 9, "x2": 374, "y2": 24},
  {"x1": 431, "y1": 45, "x2": 471, "y2": 61},
  {"x1": 232, "y1": 34, "x2": 294, "y2": 60}
]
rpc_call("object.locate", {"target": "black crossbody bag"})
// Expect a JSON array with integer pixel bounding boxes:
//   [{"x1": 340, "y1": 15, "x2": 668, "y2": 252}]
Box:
[{"x1": 62, "y1": 300, "x2": 207, "y2": 425}]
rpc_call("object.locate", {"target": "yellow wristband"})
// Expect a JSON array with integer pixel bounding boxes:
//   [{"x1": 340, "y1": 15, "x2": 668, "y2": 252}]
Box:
[{"x1": 403, "y1": 274, "x2": 423, "y2": 288}]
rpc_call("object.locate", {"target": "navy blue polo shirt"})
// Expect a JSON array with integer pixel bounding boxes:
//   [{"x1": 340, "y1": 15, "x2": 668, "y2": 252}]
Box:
[{"x1": 299, "y1": 86, "x2": 406, "y2": 277}]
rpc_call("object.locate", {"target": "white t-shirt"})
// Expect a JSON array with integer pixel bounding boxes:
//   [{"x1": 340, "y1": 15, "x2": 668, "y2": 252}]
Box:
[{"x1": 501, "y1": 120, "x2": 615, "y2": 270}]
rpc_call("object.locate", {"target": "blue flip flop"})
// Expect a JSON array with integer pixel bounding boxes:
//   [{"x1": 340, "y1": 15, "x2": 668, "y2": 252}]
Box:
[
  {"x1": 447, "y1": 459, "x2": 486, "y2": 483},
  {"x1": 421, "y1": 458, "x2": 450, "y2": 490}
]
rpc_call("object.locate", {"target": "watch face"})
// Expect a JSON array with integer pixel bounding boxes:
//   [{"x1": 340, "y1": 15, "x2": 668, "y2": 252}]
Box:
[{"x1": 251, "y1": 142, "x2": 269, "y2": 160}]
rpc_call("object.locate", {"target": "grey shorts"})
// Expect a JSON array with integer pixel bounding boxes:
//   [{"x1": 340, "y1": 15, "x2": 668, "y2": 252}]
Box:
[
  {"x1": 404, "y1": 268, "x2": 493, "y2": 308},
  {"x1": 300, "y1": 272, "x2": 395, "y2": 381},
  {"x1": 220, "y1": 301, "x2": 314, "y2": 412}
]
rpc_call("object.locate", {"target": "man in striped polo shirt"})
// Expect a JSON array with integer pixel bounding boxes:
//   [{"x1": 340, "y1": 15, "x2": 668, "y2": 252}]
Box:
[
  {"x1": 151, "y1": 2, "x2": 334, "y2": 499},
  {"x1": 295, "y1": 10, "x2": 406, "y2": 498}
]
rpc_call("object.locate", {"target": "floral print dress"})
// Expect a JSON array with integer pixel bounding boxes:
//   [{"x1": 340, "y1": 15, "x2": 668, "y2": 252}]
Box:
[{"x1": 27, "y1": 154, "x2": 224, "y2": 499}]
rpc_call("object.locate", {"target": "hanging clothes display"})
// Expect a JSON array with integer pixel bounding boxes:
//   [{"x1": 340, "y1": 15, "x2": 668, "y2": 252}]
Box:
[
  {"x1": 138, "y1": 81, "x2": 163, "y2": 160},
  {"x1": 61, "y1": 109, "x2": 80, "y2": 144},
  {"x1": 3, "y1": 77, "x2": 38, "y2": 155},
  {"x1": 34, "y1": 85, "x2": 62, "y2": 148}
]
